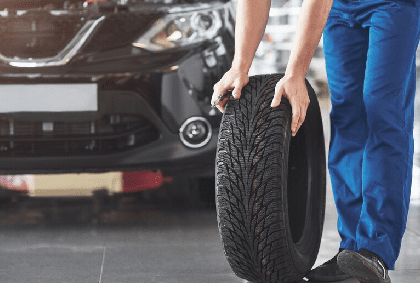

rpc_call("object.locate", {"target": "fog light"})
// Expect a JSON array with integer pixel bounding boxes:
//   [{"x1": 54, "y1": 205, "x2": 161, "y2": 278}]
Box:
[{"x1": 179, "y1": 117, "x2": 212, "y2": 148}]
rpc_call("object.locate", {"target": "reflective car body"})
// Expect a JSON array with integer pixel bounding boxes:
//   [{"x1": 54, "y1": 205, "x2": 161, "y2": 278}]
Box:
[{"x1": 0, "y1": 0, "x2": 235, "y2": 177}]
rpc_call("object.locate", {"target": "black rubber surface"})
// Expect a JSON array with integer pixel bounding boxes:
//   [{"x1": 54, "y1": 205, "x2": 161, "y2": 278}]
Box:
[
  {"x1": 215, "y1": 74, "x2": 326, "y2": 283},
  {"x1": 338, "y1": 250, "x2": 390, "y2": 283}
]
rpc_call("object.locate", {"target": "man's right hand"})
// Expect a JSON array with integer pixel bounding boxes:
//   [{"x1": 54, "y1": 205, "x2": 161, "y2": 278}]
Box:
[
  {"x1": 212, "y1": 67, "x2": 249, "y2": 113},
  {"x1": 271, "y1": 74, "x2": 309, "y2": 137}
]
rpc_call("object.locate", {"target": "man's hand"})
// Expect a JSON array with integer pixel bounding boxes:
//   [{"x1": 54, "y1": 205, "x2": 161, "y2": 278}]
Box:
[
  {"x1": 212, "y1": 67, "x2": 249, "y2": 112},
  {"x1": 271, "y1": 75, "x2": 309, "y2": 136}
]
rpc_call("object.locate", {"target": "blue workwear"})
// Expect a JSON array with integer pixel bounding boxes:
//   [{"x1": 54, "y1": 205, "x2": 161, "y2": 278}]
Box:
[{"x1": 323, "y1": 0, "x2": 420, "y2": 270}]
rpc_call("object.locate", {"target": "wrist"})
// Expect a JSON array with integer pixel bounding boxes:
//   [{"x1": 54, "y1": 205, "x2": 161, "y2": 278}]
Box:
[
  {"x1": 284, "y1": 65, "x2": 307, "y2": 81},
  {"x1": 231, "y1": 58, "x2": 252, "y2": 74}
]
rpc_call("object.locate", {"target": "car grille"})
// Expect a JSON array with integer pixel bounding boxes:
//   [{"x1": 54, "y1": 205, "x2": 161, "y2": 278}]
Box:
[
  {"x1": 0, "y1": 14, "x2": 84, "y2": 59},
  {"x1": 0, "y1": 115, "x2": 159, "y2": 157}
]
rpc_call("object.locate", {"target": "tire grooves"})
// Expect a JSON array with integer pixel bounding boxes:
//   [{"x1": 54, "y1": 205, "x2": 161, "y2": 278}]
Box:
[{"x1": 216, "y1": 74, "x2": 301, "y2": 282}]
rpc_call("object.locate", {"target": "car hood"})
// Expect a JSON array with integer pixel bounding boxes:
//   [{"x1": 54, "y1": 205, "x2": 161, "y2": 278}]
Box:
[{"x1": 0, "y1": 0, "x2": 231, "y2": 71}]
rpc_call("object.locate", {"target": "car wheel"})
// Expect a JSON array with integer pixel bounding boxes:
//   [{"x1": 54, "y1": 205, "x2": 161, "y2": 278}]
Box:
[{"x1": 215, "y1": 74, "x2": 326, "y2": 282}]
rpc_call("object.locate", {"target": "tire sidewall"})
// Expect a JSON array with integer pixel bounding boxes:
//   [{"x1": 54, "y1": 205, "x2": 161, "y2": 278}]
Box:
[{"x1": 286, "y1": 81, "x2": 326, "y2": 275}]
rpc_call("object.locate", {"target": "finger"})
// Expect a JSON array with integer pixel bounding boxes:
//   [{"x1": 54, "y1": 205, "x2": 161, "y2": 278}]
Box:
[
  {"x1": 211, "y1": 93, "x2": 218, "y2": 106},
  {"x1": 231, "y1": 81, "x2": 242, "y2": 99},
  {"x1": 212, "y1": 93, "x2": 224, "y2": 109},
  {"x1": 295, "y1": 103, "x2": 309, "y2": 135},
  {"x1": 291, "y1": 106, "x2": 301, "y2": 136},
  {"x1": 212, "y1": 92, "x2": 229, "y2": 112},
  {"x1": 212, "y1": 87, "x2": 224, "y2": 104},
  {"x1": 219, "y1": 97, "x2": 229, "y2": 112},
  {"x1": 271, "y1": 85, "x2": 283, "y2": 108},
  {"x1": 216, "y1": 105, "x2": 224, "y2": 113},
  {"x1": 212, "y1": 81, "x2": 224, "y2": 102},
  {"x1": 294, "y1": 118, "x2": 303, "y2": 137},
  {"x1": 211, "y1": 84, "x2": 220, "y2": 105},
  {"x1": 212, "y1": 83, "x2": 231, "y2": 105}
]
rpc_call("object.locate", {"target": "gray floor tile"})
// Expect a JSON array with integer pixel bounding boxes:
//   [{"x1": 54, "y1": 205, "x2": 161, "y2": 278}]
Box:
[
  {"x1": 99, "y1": 213, "x2": 240, "y2": 283},
  {"x1": 396, "y1": 228, "x2": 420, "y2": 270},
  {"x1": 0, "y1": 244, "x2": 104, "y2": 283},
  {"x1": 406, "y1": 205, "x2": 420, "y2": 235},
  {"x1": 390, "y1": 270, "x2": 420, "y2": 282}
]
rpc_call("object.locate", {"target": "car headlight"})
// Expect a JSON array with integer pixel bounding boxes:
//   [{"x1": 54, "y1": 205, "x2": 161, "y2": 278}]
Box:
[{"x1": 132, "y1": 4, "x2": 224, "y2": 51}]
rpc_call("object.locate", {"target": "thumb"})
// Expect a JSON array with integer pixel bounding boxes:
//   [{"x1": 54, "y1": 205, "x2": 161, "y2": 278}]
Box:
[{"x1": 231, "y1": 81, "x2": 243, "y2": 99}]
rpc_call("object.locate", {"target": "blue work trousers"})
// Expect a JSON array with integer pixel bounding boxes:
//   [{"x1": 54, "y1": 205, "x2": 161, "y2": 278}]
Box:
[{"x1": 324, "y1": 0, "x2": 420, "y2": 269}]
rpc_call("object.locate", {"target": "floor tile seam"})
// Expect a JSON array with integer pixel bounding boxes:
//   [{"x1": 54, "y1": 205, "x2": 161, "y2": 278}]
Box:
[{"x1": 98, "y1": 245, "x2": 106, "y2": 283}]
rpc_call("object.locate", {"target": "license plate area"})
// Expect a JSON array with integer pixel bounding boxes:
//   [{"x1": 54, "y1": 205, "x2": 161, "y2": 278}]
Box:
[{"x1": 0, "y1": 84, "x2": 98, "y2": 113}]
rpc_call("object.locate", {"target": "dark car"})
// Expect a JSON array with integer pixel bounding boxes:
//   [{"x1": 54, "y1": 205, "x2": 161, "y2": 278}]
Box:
[{"x1": 0, "y1": 0, "x2": 235, "y2": 181}]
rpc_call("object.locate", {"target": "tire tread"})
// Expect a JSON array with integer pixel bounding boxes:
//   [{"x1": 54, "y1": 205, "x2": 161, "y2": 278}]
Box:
[{"x1": 216, "y1": 74, "x2": 300, "y2": 282}]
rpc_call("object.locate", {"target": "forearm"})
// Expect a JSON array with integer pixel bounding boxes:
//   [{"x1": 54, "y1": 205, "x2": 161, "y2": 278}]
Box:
[
  {"x1": 286, "y1": 0, "x2": 333, "y2": 78},
  {"x1": 231, "y1": 0, "x2": 271, "y2": 72}
]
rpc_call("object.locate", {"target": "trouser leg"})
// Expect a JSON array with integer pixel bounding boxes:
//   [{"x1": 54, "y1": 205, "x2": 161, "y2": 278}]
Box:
[
  {"x1": 356, "y1": 1, "x2": 420, "y2": 270},
  {"x1": 323, "y1": 10, "x2": 369, "y2": 252}
]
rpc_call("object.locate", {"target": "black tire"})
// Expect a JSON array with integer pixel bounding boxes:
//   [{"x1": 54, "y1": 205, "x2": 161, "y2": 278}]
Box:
[{"x1": 215, "y1": 74, "x2": 326, "y2": 283}]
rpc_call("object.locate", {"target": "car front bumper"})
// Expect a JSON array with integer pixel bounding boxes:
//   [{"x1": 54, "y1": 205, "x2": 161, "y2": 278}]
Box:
[{"x1": 0, "y1": 127, "x2": 219, "y2": 176}]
